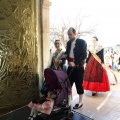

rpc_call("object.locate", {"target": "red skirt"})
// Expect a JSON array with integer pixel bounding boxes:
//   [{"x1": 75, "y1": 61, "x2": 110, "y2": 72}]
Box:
[{"x1": 83, "y1": 56, "x2": 110, "y2": 92}]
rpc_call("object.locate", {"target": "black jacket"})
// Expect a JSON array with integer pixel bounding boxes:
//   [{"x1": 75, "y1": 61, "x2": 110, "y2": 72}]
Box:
[{"x1": 65, "y1": 38, "x2": 87, "y2": 67}]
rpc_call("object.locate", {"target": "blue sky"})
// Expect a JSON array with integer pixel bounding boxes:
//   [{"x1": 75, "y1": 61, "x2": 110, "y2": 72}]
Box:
[{"x1": 50, "y1": 0, "x2": 120, "y2": 47}]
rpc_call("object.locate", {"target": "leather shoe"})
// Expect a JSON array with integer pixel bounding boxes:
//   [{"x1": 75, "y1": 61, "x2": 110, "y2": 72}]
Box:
[
  {"x1": 92, "y1": 92, "x2": 97, "y2": 96},
  {"x1": 73, "y1": 103, "x2": 83, "y2": 109}
]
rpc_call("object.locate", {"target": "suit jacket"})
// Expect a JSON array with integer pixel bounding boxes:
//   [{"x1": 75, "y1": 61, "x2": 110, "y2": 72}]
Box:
[{"x1": 65, "y1": 38, "x2": 87, "y2": 67}]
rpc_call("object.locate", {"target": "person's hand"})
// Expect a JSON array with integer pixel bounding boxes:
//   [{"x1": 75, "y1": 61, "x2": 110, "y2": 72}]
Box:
[
  {"x1": 58, "y1": 60, "x2": 62, "y2": 64},
  {"x1": 55, "y1": 60, "x2": 62, "y2": 65},
  {"x1": 61, "y1": 54, "x2": 67, "y2": 58},
  {"x1": 69, "y1": 62, "x2": 76, "y2": 67}
]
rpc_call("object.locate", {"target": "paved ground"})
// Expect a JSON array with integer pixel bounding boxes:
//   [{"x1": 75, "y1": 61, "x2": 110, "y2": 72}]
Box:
[
  {"x1": 1, "y1": 71, "x2": 119, "y2": 120},
  {"x1": 71, "y1": 71, "x2": 120, "y2": 120}
]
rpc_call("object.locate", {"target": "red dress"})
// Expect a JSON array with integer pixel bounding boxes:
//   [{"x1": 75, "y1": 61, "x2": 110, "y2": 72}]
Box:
[{"x1": 83, "y1": 52, "x2": 110, "y2": 92}]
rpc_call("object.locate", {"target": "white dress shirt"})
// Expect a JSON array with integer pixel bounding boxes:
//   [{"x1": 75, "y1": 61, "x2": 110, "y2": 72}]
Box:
[{"x1": 69, "y1": 39, "x2": 76, "y2": 58}]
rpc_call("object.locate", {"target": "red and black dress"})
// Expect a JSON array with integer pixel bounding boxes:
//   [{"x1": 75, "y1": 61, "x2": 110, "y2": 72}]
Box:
[{"x1": 83, "y1": 47, "x2": 110, "y2": 92}]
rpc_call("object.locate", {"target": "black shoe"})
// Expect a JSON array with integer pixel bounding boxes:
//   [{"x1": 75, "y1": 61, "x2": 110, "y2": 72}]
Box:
[
  {"x1": 73, "y1": 103, "x2": 83, "y2": 109},
  {"x1": 92, "y1": 92, "x2": 97, "y2": 96}
]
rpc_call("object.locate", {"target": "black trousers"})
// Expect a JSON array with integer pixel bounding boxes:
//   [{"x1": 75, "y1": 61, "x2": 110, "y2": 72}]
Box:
[{"x1": 67, "y1": 66, "x2": 84, "y2": 94}]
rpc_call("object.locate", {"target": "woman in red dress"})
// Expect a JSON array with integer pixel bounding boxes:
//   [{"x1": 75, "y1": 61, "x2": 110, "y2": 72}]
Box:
[{"x1": 83, "y1": 36, "x2": 110, "y2": 96}]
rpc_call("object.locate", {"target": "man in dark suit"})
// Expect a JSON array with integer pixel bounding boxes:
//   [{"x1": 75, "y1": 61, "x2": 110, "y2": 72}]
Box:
[{"x1": 62, "y1": 27, "x2": 87, "y2": 109}]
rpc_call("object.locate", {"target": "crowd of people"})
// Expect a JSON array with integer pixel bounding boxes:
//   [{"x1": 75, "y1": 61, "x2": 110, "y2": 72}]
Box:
[
  {"x1": 104, "y1": 48, "x2": 120, "y2": 72},
  {"x1": 104, "y1": 47, "x2": 120, "y2": 85},
  {"x1": 27, "y1": 27, "x2": 120, "y2": 120},
  {"x1": 48, "y1": 27, "x2": 120, "y2": 106}
]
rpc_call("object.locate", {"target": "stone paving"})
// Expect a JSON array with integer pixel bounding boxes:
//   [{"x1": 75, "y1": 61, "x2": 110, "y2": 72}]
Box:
[{"x1": 71, "y1": 71, "x2": 120, "y2": 120}]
